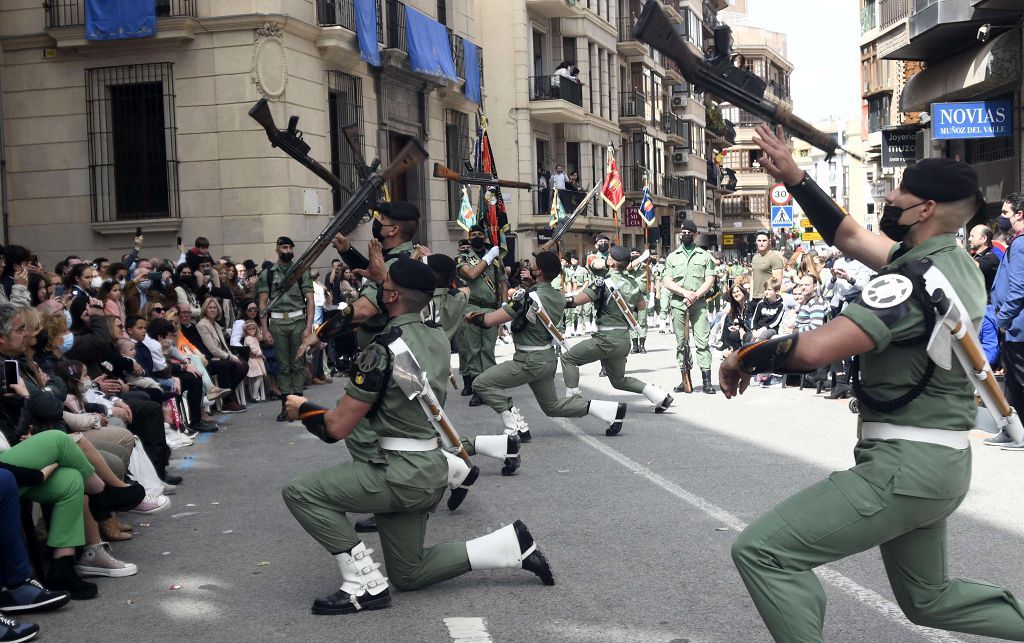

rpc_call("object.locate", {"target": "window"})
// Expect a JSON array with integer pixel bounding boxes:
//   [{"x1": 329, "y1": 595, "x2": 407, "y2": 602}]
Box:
[
  {"x1": 85, "y1": 62, "x2": 179, "y2": 222},
  {"x1": 867, "y1": 93, "x2": 891, "y2": 133},
  {"x1": 444, "y1": 109, "x2": 471, "y2": 219},
  {"x1": 327, "y1": 71, "x2": 364, "y2": 213},
  {"x1": 437, "y1": 0, "x2": 447, "y2": 25},
  {"x1": 563, "y1": 37, "x2": 576, "y2": 66}
]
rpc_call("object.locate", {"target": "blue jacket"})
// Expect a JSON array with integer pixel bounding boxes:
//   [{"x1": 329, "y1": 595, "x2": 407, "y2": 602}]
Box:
[
  {"x1": 979, "y1": 304, "x2": 1000, "y2": 367},
  {"x1": 991, "y1": 233, "x2": 1024, "y2": 341}
]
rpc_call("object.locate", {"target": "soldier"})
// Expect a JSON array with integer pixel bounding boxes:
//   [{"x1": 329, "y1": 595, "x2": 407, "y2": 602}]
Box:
[
  {"x1": 720, "y1": 125, "x2": 1024, "y2": 641},
  {"x1": 551, "y1": 256, "x2": 568, "y2": 334},
  {"x1": 458, "y1": 225, "x2": 506, "y2": 407},
  {"x1": 257, "y1": 236, "x2": 315, "y2": 421},
  {"x1": 566, "y1": 256, "x2": 589, "y2": 336},
  {"x1": 561, "y1": 245, "x2": 674, "y2": 421},
  {"x1": 282, "y1": 258, "x2": 553, "y2": 616},
  {"x1": 661, "y1": 220, "x2": 717, "y2": 395},
  {"x1": 467, "y1": 251, "x2": 628, "y2": 439},
  {"x1": 627, "y1": 248, "x2": 651, "y2": 354},
  {"x1": 583, "y1": 235, "x2": 612, "y2": 333}
]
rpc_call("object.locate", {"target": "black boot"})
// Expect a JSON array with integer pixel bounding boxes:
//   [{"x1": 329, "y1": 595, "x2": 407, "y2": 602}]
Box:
[
  {"x1": 354, "y1": 516, "x2": 378, "y2": 533},
  {"x1": 276, "y1": 397, "x2": 288, "y2": 422},
  {"x1": 701, "y1": 370, "x2": 716, "y2": 395},
  {"x1": 605, "y1": 403, "x2": 628, "y2": 436},
  {"x1": 630, "y1": 338, "x2": 639, "y2": 354},
  {"x1": 673, "y1": 368, "x2": 691, "y2": 393},
  {"x1": 460, "y1": 376, "x2": 474, "y2": 396},
  {"x1": 638, "y1": 338, "x2": 647, "y2": 354},
  {"x1": 598, "y1": 367, "x2": 607, "y2": 378},
  {"x1": 513, "y1": 520, "x2": 555, "y2": 586},
  {"x1": 501, "y1": 434, "x2": 521, "y2": 476},
  {"x1": 45, "y1": 556, "x2": 97, "y2": 601},
  {"x1": 447, "y1": 466, "x2": 480, "y2": 511}
]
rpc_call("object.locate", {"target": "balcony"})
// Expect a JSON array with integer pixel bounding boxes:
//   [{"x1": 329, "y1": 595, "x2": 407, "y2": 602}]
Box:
[
  {"x1": 620, "y1": 167, "x2": 662, "y2": 195},
  {"x1": 384, "y1": 0, "x2": 408, "y2": 52},
  {"x1": 663, "y1": 175, "x2": 691, "y2": 204},
  {"x1": 709, "y1": 163, "x2": 738, "y2": 193},
  {"x1": 43, "y1": 0, "x2": 197, "y2": 47},
  {"x1": 705, "y1": 103, "x2": 737, "y2": 145},
  {"x1": 527, "y1": 76, "x2": 585, "y2": 123},
  {"x1": 526, "y1": 0, "x2": 583, "y2": 18},
  {"x1": 885, "y1": 0, "x2": 1021, "y2": 61},
  {"x1": 617, "y1": 15, "x2": 650, "y2": 58},
  {"x1": 661, "y1": 111, "x2": 688, "y2": 144},
  {"x1": 664, "y1": 59, "x2": 685, "y2": 85},
  {"x1": 703, "y1": 0, "x2": 720, "y2": 31},
  {"x1": 879, "y1": 0, "x2": 910, "y2": 28},
  {"x1": 619, "y1": 91, "x2": 656, "y2": 127}
]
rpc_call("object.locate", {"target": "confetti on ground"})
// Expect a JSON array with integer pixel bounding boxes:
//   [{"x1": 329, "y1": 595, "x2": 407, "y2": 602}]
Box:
[
  {"x1": 132, "y1": 532, "x2": 140, "y2": 536},
  {"x1": 126, "y1": 599, "x2": 134, "y2": 605},
  {"x1": 169, "y1": 584, "x2": 183, "y2": 591},
  {"x1": 715, "y1": 527, "x2": 729, "y2": 531},
  {"x1": 161, "y1": 551, "x2": 171, "y2": 556},
  {"x1": 170, "y1": 512, "x2": 197, "y2": 519},
  {"x1": 139, "y1": 523, "x2": 150, "y2": 527},
  {"x1": 257, "y1": 561, "x2": 270, "y2": 567},
  {"x1": 222, "y1": 529, "x2": 234, "y2": 534},
  {"x1": 186, "y1": 503, "x2": 197, "y2": 507},
  {"x1": 210, "y1": 502, "x2": 220, "y2": 505},
  {"x1": 557, "y1": 469, "x2": 570, "y2": 473}
]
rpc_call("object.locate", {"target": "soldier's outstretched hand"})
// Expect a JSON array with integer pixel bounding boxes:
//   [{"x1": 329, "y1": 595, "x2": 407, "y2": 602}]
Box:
[
  {"x1": 331, "y1": 232, "x2": 351, "y2": 253},
  {"x1": 718, "y1": 352, "x2": 751, "y2": 399},
  {"x1": 285, "y1": 395, "x2": 307, "y2": 421},
  {"x1": 751, "y1": 124, "x2": 804, "y2": 186},
  {"x1": 354, "y1": 240, "x2": 387, "y2": 284}
]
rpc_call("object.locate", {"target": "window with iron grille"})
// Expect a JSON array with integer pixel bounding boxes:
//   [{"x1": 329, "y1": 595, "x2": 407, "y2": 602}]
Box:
[
  {"x1": 85, "y1": 63, "x2": 179, "y2": 222},
  {"x1": 327, "y1": 71, "x2": 364, "y2": 214},
  {"x1": 445, "y1": 109, "x2": 471, "y2": 220}
]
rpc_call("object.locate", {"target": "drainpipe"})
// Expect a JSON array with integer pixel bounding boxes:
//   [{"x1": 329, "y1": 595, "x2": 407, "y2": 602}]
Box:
[{"x1": 0, "y1": 68, "x2": 8, "y2": 244}]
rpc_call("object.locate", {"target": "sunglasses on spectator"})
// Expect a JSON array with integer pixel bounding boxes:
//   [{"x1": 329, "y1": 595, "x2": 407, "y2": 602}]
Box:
[
  {"x1": 246, "y1": 306, "x2": 258, "y2": 311},
  {"x1": 153, "y1": 307, "x2": 165, "y2": 314}
]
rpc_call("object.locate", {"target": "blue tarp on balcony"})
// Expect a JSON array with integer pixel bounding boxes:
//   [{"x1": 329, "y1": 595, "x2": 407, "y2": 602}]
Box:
[
  {"x1": 464, "y1": 40, "x2": 481, "y2": 103},
  {"x1": 86, "y1": 0, "x2": 156, "y2": 41},
  {"x1": 404, "y1": 5, "x2": 457, "y2": 81},
  {"x1": 355, "y1": 0, "x2": 381, "y2": 66}
]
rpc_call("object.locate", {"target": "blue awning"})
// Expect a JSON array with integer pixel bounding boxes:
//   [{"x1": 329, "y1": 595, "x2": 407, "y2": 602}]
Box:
[
  {"x1": 86, "y1": 0, "x2": 156, "y2": 41},
  {"x1": 354, "y1": 0, "x2": 380, "y2": 67},
  {"x1": 405, "y1": 5, "x2": 457, "y2": 82},
  {"x1": 464, "y1": 40, "x2": 481, "y2": 103}
]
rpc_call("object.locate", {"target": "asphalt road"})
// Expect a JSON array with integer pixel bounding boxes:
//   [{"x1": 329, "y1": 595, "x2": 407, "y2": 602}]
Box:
[{"x1": 28, "y1": 331, "x2": 1024, "y2": 642}]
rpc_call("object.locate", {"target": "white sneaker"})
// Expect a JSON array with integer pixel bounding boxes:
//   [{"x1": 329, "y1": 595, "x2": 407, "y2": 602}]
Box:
[
  {"x1": 75, "y1": 542, "x2": 138, "y2": 577},
  {"x1": 129, "y1": 494, "x2": 170, "y2": 514}
]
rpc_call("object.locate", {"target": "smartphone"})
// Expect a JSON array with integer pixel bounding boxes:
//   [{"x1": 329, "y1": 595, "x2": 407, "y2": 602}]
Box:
[
  {"x1": 3, "y1": 360, "x2": 19, "y2": 389},
  {"x1": 54, "y1": 285, "x2": 65, "y2": 297},
  {"x1": 136, "y1": 226, "x2": 142, "y2": 237},
  {"x1": 177, "y1": 236, "x2": 182, "y2": 246}
]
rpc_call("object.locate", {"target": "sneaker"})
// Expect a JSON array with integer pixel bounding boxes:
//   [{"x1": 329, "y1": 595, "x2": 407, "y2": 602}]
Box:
[
  {"x1": 162, "y1": 483, "x2": 177, "y2": 496},
  {"x1": 129, "y1": 495, "x2": 169, "y2": 515},
  {"x1": 193, "y1": 420, "x2": 219, "y2": 433},
  {"x1": 0, "y1": 612, "x2": 38, "y2": 643},
  {"x1": 75, "y1": 543, "x2": 138, "y2": 578},
  {"x1": 1001, "y1": 441, "x2": 1024, "y2": 451},
  {"x1": 983, "y1": 430, "x2": 1014, "y2": 446},
  {"x1": 0, "y1": 579, "x2": 70, "y2": 614},
  {"x1": 205, "y1": 386, "x2": 232, "y2": 401},
  {"x1": 221, "y1": 401, "x2": 246, "y2": 413}
]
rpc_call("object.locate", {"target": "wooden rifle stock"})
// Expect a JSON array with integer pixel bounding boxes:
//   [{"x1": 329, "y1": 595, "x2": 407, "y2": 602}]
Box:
[
  {"x1": 248, "y1": 98, "x2": 345, "y2": 191},
  {"x1": 424, "y1": 399, "x2": 472, "y2": 464},
  {"x1": 432, "y1": 163, "x2": 533, "y2": 191},
  {"x1": 682, "y1": 307, "x2": 693, "y2": 393}
]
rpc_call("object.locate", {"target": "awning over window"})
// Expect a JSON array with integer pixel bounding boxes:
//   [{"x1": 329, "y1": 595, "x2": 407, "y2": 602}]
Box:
[{"x1": 901, "y1": 29, "x2": 1020, "y2": 112}]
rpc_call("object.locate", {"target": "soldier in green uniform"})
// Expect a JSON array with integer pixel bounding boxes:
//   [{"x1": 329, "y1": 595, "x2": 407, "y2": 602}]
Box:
[
  {"x1": 719, "y1": 125, "x2": 1024, "y2": 642},
  {"x1": 551, "y1": 256, "x2": 568, "y2": 333},
  {"x1": 257, "y1": 236, "x2": 315, "y2": 421},
  {"x1": 466, "y1": 251, "x2": 629, "y2": 439},
  {"x1": 627, "y1": 248, "x2": 652, "y2": 354},
  {"x1": 457, "y1": 225, "x2": 506, "y2": 407},
  {"x1": 661, "y1": 220, "x2": 717, "y2": 395},
  {"x1": 582, "y1": 235, "x2": 611, "y2": 334},
  {"x1": 561, "y1": 245, "x2": 673, "y2": 421},
  {"x1": 565, "y1": 256, "x2": 589, "y2": 336},
  {"x1": 282, "y1": 258, "x2": 553, "y2": 616}
]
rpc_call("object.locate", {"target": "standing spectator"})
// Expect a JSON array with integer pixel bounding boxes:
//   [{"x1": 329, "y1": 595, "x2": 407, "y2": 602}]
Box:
[
  {"x1": 243, "y1": 321, "x2": 267, "y2": 401},
  {"x1": 749, "y1": 231, "x2": 783, "y2": 298},
  {"x1": 550, "y1": 164, "x2": 567, "y2": 191},
  {"x1": 309, "y1": 270, "x2": 330, "y2": 385},
  {"x1": 99, "y1": 281, "x2": 126, "y2": 332},
  {"x1": 325, "y1": 259, "x2": 344, "y2": 307},
  {"x1": 968, "y1": 224, "x2": 1000, "y2": 298},
  {"x1": 537, "y1": 166, "x2": 551, "y2": 214},
  {"x1": 989, "y1": 192, "x2": 1024, "y2": 447}
]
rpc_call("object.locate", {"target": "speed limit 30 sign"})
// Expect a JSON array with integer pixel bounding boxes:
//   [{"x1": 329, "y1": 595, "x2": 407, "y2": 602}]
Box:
[{"x1": 770, "y1": 183, "x2": 792, "y2": 206}]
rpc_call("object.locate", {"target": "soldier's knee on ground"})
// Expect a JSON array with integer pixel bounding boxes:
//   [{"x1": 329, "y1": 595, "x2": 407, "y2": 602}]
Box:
[{"x1": 281, "y1": 480, "x2": 304, "y2": 509}]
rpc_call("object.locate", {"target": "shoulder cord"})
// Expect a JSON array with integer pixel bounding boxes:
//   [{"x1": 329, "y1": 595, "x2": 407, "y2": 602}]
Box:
[{"x1": 509, "y1": 287, "x2": 535, "y2": 333}]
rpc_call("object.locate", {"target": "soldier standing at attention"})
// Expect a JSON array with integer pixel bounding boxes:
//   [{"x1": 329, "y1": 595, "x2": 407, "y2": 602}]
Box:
[
  {"x1": 627, "y1": 248, "x2": 651, "y2": 354},
  {"x1": 566, "y1": 256, "x2": 588, "y2": 336},
  {"x1": 458, "y1": 225, "x2": 506, "y2": 407},
  {"x1": 583, "y1": 235, "x2": 611, "y2": 334},
  {"x1": 282, "y1": 258, "x2": 553, "y2": 616},
  {"x1": 562, "y1": 245, "x2": 674, "y2": 423},
  {"x1": 720, "y1": 123, "x2": 1024, "y2": 642},
  {"x1": 661, "y1": 220, "x2": 717, "y2": 395},
  {"x1": 258, "y1": 236, "x2": 315, "y2": 421}
]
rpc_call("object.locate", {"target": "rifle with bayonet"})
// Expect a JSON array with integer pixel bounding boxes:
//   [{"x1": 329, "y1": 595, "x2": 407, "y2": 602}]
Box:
[
  {"x1": 535, "y1": 182, "x2": 604, "y2": 254},
  {"x1": 249, "y1": 99, "x2": 428, "y2": 313},
  {"x1": 433, "y1": 163, "x2": 534, "y2": 191},
  {"x1": 633, "y1": 1, "x2": 861, "y2": 162}
]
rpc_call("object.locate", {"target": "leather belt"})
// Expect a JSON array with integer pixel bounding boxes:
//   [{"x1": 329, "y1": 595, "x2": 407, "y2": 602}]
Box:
[
  {"x1": 516, "y1": 344, "x2": 553, "y2": 352},
  {"x1": 270, "y1": 310, "x2": 304, "y2": 320},
  {"x1": 379, "y1": 437, "x2": 438, "y2": 452},
  {"x1": 597, "y1": 325, "x2": 627, "y2": 332},
  {"x1": 860, "y1": 422, "x2": 969, "y2": 450}
]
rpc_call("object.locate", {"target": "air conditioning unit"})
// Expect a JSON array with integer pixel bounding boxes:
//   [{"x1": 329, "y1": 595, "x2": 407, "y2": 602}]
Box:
[
  {"x1": 671, "y1": 96, "x2": 687, "y2": 108},
  {"x1": 672, "y1": 149, "x2": 690, "y2": 164}
]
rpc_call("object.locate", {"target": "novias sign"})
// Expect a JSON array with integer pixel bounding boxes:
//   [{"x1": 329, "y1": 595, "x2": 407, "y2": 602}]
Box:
[{"x1": 932, "y1": 100, "x2": 1013, "y2": 140}]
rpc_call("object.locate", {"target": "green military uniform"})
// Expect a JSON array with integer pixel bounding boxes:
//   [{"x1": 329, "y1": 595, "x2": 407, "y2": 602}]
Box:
[
  {"x1": 654, "y1": 261, "x2": 671, "y2": 331},
  {"x1": 426, "y1": 286, "x2": 468, "y2": 341},
  {"x1": 663, "y1": 243, "x2": 715, "y2": 372},
  {"x1": 257, "y1": 260, "x2": 313, "y2": 396},
  {"x1": 457, "y1": 249, "x2": 506, "y2": 380},
  {"x1": 565, "y1": 262, "x2": 589, "y2": 334},
  {"x1": 355, "y1": 241, "x2": 415, "y2": 350},
  {"x1": 628, "y1": 259, "x2": 652, "y2": 345},
  {"x1": 283, "y1": 313, "x2": 471, "y2": 591}
]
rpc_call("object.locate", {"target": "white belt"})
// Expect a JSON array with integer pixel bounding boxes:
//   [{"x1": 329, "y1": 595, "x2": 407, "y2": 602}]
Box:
[
  {"x1": 516, "y1": 344, "x2": 553, "y2": 352},
  {"x1": 860, "y1": 422, "x2": 969, "y2": 450},
  {"x1": 597, "y1": 325, "x2": 627, "y2": 332},
  {"x1": 379, "y1": 437, "x2": 438, "y2": 452},
  {"x1": 270, "y1": 310, "x2": 304, "y2": 320}
]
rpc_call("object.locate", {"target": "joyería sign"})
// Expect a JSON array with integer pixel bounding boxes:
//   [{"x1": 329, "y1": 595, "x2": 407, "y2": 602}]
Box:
[{"x1": 932, "y1": 100, "x2": 1013, "y2": 140}]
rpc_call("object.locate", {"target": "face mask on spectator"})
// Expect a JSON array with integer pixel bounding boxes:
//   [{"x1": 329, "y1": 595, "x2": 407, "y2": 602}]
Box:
[
  {"x1": 63, "y1": 309, "x2": 73, "y2": 327},
  {"x1": 139, "y1": 278, "x2": 152, "y2": 290},
  {"x1": 91, "y1": 276, "x2": 104, "y2": 290},
  {"x1": 80, "y1": 377, "x2": 93, "y2": 391},
  {"x1": 117, "y1": 278, "x2": 126, "y2": 288},
  {"x1": 60, "y1": 333, "x2": 74, "y2": 353}
]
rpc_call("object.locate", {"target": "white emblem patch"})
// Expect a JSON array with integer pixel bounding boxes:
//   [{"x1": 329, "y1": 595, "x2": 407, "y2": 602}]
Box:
[{"x1": 862, "y1": 274, "x2": 913, "y2": 309}]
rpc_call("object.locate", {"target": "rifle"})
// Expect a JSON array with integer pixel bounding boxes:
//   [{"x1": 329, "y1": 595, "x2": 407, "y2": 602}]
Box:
[
  {"x1": 249, "y1": 100, "x2": 428, "y2": 313},
  {"x1": 433, "y1": 163, "x2": 534, "y2": 191},
  {"x1": 681, "y1": 307, "x2": 693, "y2": 394},
  {"x1": 633, "y1": 2, "x2": 862, "y2": 162},
  {"x1": 536, "y1": 182, "x2": 604, "y2": 254}
]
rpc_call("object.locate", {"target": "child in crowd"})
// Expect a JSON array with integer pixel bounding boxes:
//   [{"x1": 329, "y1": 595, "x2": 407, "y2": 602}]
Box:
[
  {"x1": 116, "y1": 338, "x2": 165, "y2": 395},
  {"x1": 243, "y1": 321, "x2": 267, "y2": 402},
  {"x1": 746, "y1": 277, "x2": 785, "y2": 344}
]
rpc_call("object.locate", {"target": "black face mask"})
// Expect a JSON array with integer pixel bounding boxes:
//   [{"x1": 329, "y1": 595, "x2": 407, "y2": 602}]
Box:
[
  {"x1": 279, "y1": 252, "x2": 294, "y2": 263},
  {"x1": 880, "y1": 201, "x2": 926, "y2": 243},
  {"x1": 998, "y1": 215, "x2": 1013, "y2": 232},
  {"x1": 596, "y1": 243, "x2": 609, "y2": 253},
  {"x1": 469, "y1": 236, "x2": 486, "y2": 250},
  {"x1": 372, "y1": 219, "x2": 386, "y2": 242},
  {"x1": 679, "y1": 234, "x2": 695, "y2": 247}
]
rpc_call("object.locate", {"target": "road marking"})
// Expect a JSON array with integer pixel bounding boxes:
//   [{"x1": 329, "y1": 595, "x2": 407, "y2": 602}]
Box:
[
  {"x1": 551, "y1": 417, "x2": 965, "y2": 643},
  {"x1": 444, "y1": 617, "x2": 492, "y2": 642}
]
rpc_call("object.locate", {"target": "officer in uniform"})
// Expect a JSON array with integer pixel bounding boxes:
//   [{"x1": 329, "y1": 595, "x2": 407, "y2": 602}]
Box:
[
  {"x1": 661, "y1": 220, "x2": 717, "y2": 394},
  {"x1": 257, "y1": 236, "x2": 315, "y2": 421},
  {"x1": 719, "y1": 125, "x2": 1024, "y2": 641},
  {"x1": 457, "y1": 225, "x2": 506, "y2": 406},
  {"x1": 627, "y1": 248, "x2": 651, "y2": 354},
  {"x1": 562, "y1": 245, "x2": 674, "y2": 420},
  {"x1": 582, "y1": 235, "x2": 611, "y2": 333},
  {"x1": 282, "y1": 258, "x2": 553, "y2": 616},
  {"x1": 467, "y1": 251, "x2": 629, "y2": 439},
  {"x1": 565, "y1": 256, "x2": 588, "y2": 336},
  {"x1": 423, "y1": 254, "x2": 468, "y2": 340}
]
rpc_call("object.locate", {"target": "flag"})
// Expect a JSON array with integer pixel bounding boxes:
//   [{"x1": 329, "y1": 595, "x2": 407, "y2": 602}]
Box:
[
  {"x1": 456, "y1": 185, "x2": 476, "y2": 232},
  {"x1": 548, "y1": 187, "x2": 567, "y2": 228},
  {"x1": 474, "y1": 113, "x2": 509, "y2": 254},
  {"x1": 601, "y1": 148, "x2": 625, "y2": 212},
  {"x1": 639, "y1": 175, "x2": 656, "y2": 227}
]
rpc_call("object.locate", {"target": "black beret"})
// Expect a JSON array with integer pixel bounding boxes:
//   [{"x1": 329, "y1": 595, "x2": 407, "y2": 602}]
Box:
[
  {"x1": 389, "y1": 257, "x2": 435, "y2": 294},
  {"x1": 679, "y1": 219, "x2": 698, "y2": 232},
  {"x1": 595, "y1": 234, "x2": 610, "y2": 242},
  {"x1": 377, "y1": 201, "x2": 421, "y2": 221},
  {"x1": 609, "y1": 245, "x2": 631, "y2": 263},
  {"x1": 242, "y1": 259, "x2": 257, "y2": 272},
  {"x1": 426, "y1": 254, "x2": 457, "y2": 275},
  {"x1": 276, "y1": 236, "x2": 294, "y2": 247},
  {"x1": 630, "y1": 248, "x2": 640, "y2": 254},
  {"x1": 901, "y1": 159, "x2": 979, "y2": 203},
  {"x1": 534, "y1": 251, "x2": 560, "y2": 274},
  {"x1": 469, "y1": 224, "x2": 485, "y2": 234}
]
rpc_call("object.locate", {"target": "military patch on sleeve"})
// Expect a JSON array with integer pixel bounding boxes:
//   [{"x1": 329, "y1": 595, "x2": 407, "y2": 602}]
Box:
[
  {"x1": 860, "y1": 273, "x2": 914, "y2": 328},
  {"x1": 351, "y1": 343, "x2": 389, "y2": 394}
]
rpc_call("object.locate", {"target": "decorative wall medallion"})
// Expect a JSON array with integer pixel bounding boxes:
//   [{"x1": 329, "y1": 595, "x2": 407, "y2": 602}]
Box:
[{"x1": 252, "y1": 23, "x2": 287, "y2": 100}]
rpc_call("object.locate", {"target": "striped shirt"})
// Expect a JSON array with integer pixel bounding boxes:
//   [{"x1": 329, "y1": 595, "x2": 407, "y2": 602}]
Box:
[{"x1": 795, "y1": 295, "x2": 828, "y2": 333}]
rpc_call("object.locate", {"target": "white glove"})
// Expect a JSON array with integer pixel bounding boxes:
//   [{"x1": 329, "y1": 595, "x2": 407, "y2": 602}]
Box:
[{"x1": 482, "y1": 246, "x2": 501, "y2": 265}]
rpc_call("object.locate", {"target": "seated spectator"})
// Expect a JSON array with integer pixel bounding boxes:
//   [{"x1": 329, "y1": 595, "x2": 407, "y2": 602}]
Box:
[
  {"x1": 62, "y1": 264, "x2": 96, "y2": 300},
  {"x1": 179, "y1": 302, "x2": 246, "y2": 413},
  {"x1": 27, "y1": 271, "x2": 49, "y2": 307},
  {"x1": 721, "y1": 283, "x2": 754, "y2": 354},
  {"x1": 793, "y1": 274, "x2": 827, "y2": 334},
  {"x1": 173, "y1": 264, "x2": 202, "y2": 317},
  {"x1": 746, "y1": 278, "x2": 784, "y2": 344}
]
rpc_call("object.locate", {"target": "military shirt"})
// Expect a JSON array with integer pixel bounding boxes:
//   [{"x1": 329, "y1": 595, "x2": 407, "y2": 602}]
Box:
[
  {"x1": 256, "y1": 261, "x2": 314, "y2": 312},
  {"x1": 426, "y1": 287, "x2": 468, "y2": 340},
  {"x1": 457, "y1": 249, "x2": 506, "y2": 309},
  {"x1": 356, "y1": 240, "x2": 415, "y2": 348},
  {"x1": 663, "y1": 245, "x2": 715, "y2": 307},
  {"x1": 586, "y1": 251, "x2": 610, "y2": 278},
  {"x1": 568, "y1": 265, "x2": 589, "y2": 287},
  {"x1": 840, "y1": 234, "x2": 982, "y2": 499},
  {"x1": 585, "y1": 269, "x2": 642, "y2": 327},
  {"x1": 344, "y1": 313, "x2": 449, "y2": 497},
  {"x1": 503, "y1": 282, "x2": 565, "y2": 350}
]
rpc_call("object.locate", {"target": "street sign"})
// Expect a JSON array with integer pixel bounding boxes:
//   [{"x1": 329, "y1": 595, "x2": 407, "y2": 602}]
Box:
[
  {"x1": 722, "y1": 234, "x2": 735, "y2": 246},
  {"x1": 769, "y1": 183, "x2": 791, "y2": 206},
  {"x1": 882, "y1": 126, "x2": 918, "y2": 168},
  {"x1": 932, "y1": 100, "x2": 1013, "y2": 140},
  {"x1": 800, "y1": 218, "x2": 822, "y2": 241},
  {"x1": 624, "y1": 206, "x2": 642, "y2": 228},
  {"x1": 770, "y1": 205, "x2": 794, "y2": 228}
]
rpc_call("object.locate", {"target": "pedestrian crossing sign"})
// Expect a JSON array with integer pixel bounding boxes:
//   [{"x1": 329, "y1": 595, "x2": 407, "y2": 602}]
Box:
[{"x1": 770, "y1": 205, "x2": 794, "y2": 228}]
